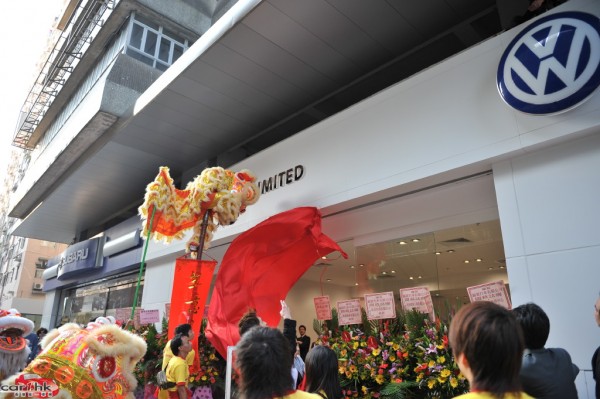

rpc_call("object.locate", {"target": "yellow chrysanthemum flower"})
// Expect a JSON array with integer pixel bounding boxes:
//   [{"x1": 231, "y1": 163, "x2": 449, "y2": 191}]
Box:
[
  {"x1": 437, "y1": 344, "x2": 445, "y2": 350},
  {"x1": 437, "y1": 376, "x2": 447, "y2": 384},
  {"x1": 427, "y1": 379, "x2": 436, "y2": 389},
  {"x1": 375, "y1": 375, "x2": 385, "y2": 385},
  {"x1": 440, "y1": 369, "x2": 451, "y2": 378},
  {"x1": 341, "y1": 349, "x2": 347, "y2": 357},
  {"x1": 339, "y1": 366, "x2": 346, "y2": 374},
  {"x1": 428, "y1": 360, "x2": 436, "y2": 368},
  {"x1": 389, "y1": 355, "x2": 396, "y2": 362},
  {"x1": 346, "y1": 370, "x2": 353, "y2": 378},
  {"x1": 416, "y1": 373, "x2": 424, "y2": 382},
  {"x1": 362, "y1": 386, "x2": 368, "y2": 394},
  {"x1": 438, "y1": 356, "x2": 446, "y2": 364},
  {"x1": 450, "y1": 377, "x2": 458, "y2": 388},
  {"x1": 354, "y1": 342, "x2": 360, "y2": 349},
  {"x1": 360, "y1": 342, "x2": 367, "y2": 348},
  {"x1": 349, "y1": 365, "x2": 358, "y2": 373},
  {"x1": 372, "y1": 348, "x2": 381, "y2": 356},
  {"x1": 392, "y1": 343, "x2": 400, "y2": 351}
]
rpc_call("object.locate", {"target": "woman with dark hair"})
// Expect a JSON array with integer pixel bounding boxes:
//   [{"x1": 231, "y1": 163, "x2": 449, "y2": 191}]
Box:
[
  {"x1": 236, "y1": 326, "x2": 321, "y2": 399},
  {"x1": 449, "y1": 301, "x2": 533, "y2": 399},
  {"x1": 304, "y1": 345, "x2": 342, "y2": 399}
]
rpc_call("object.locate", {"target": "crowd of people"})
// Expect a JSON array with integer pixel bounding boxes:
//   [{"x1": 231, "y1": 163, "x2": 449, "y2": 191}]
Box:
[{"x1": 6, "y1": 293, "x2": 600, "y2": 399}]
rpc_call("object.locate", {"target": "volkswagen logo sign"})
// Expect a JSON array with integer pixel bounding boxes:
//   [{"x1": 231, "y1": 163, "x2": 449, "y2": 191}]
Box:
[{"x1": 497, "y1": 11, "x2": 600, "y2": 115}]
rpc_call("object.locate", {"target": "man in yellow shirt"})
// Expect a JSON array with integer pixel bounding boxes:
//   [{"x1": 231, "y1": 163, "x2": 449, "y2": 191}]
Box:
[
  {"x1": 165, "y1": 335, "x2": 193, "y2": 399},
  {"x1": 162, "y1": 323, "x2": 195, "y2": 367},
  {"x1": 158, "y1": 324, "x2": 195, "y2": 399}
]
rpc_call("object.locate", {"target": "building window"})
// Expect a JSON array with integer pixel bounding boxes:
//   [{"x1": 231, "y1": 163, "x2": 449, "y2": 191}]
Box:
[
  {"x1": 36, "y1": 258, "x2": 49, "y2": 269},
  {"x1": 125, "y1": 13, "x2": 188, "y2": 71},
  {"x1": 35, "y1": 269, "x2": 44, "y2": 278}
]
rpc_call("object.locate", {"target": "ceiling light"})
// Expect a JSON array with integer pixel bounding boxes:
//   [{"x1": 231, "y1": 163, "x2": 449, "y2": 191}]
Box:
[
  {"x1": 322, "y1": 256, "x2": 327, "y2": 260},
  {"x1": 435, "y1": 251, "x2": 441, "y2": 255},
  {"x1": 399, "y1": 241, "x2": 407, "y2": 245},
  {"x1": 359, "y1": 264, "x2": 364, "y2": 267},
  {"x1": 412, "y1": 238, "x2": 420, "y2": 243},
  {"x1": 499, "y1": 265, "x2": 506, "y2": 269},
  {"x1": 354, "y1": 282, "x2": 359, "y2": 286},
  {"x1": 326, "y1": 278, "x2": 332, "y2": 282},
  {"x1": 464, "y1": 260, "x2": 470, "y2": 263},
  {"x1": 488, "y1": 267, "x2": 493, "y2": 270},
  {"x1": 350, "y1": 265, "x2": 355, "y2": 269},
  {"x1": 447, "y1": 250, "x2": 455, "y2": 253},
  {"x1": 382, "y1": 271, "x2": 387, "y2": 275},
  {"x1": 476, "y1": 258, "x2": 482, "y2": 262},
  {"x1": 409, "y1": 276, "x2": 414, "y2": 280},
  {"x1": 418, "y1": 275, "x2": 422, "y2": 279},
  {"x1": 391, "y1": 270, "x2": 396, "y2": 274}
]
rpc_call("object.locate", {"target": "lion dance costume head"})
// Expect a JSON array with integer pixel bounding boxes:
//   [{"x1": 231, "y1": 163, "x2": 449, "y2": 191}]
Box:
[
  {"x1": 138, "y1": 166, "x2": 260, "y2": 252},
  {"x1": 0, "y1": 308, "x2": 34, "y2": 381},
  {"x1": 0, "y1": 317, "x2": 147, "y2": 399}
]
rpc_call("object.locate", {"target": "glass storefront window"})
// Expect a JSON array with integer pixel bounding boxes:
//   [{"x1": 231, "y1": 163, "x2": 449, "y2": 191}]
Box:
[
  {"x1": 59, "y1": 274, "x2": 143, "y2": 325},
  {"x1": 301, "y1": 220, "x2": 507, "y2": 320}
]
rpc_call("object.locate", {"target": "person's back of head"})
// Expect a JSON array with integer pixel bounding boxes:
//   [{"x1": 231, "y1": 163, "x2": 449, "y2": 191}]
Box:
[
  {"x1": 512, "y1": 303, "x2": 550, "y2": 350},
  {"x1": 235, "y1": 326, "x2": 293, "y2": 399},
  {"x1": 305, "y1": 345, "x2": 342, "y2": 399},
  {"x1": 449, "y1": 301, "x2": 524, "y2": 396},
  {"x1": 238, "y1": 308, "x2": 261, "y2": 336},
  {"x1": 170, "y1": 334, "x2": 184, "y2": 357},
  {"x1": 175, "y1": 323, "x2": 192, "y2": 337}
]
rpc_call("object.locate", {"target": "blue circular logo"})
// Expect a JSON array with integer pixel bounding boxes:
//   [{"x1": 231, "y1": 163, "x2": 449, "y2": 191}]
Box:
[{"x1": 497, "y1": 11, "x2": 600, "y2": 115}]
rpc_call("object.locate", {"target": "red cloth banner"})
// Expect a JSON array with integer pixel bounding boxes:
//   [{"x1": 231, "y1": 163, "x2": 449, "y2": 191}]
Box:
[
  {"x1": 206, "y1": 207, "x2": 347, "y2": 358},
  {"x1": 169, "y1": 258, "x2": 217, "y2": 372}
]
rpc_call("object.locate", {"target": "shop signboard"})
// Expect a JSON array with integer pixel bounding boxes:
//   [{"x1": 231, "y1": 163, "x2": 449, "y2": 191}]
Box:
[
  {"x1": 50, "y1": 237, "x2": 105, "y2": 280},
  {"x1": 337, "y1": 299, "x2": 362, "y2": 325},
  {"x1": 313, "y1": 296, "x2": 332, "y2": 320},
  {"x1": 364, "y1": 291, "x2": 396, "y2": 320},
  {"x1": 467, "y1": 280, "x2": 512, "y2": 309}
]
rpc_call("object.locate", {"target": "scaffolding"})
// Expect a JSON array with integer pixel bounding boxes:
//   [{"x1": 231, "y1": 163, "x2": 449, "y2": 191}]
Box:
[{"x1": 12, "y1": 0, "x2": 119, "y2": 150}]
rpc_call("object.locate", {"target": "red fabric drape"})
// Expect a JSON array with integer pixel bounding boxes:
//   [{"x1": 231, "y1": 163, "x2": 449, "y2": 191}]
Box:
[
  {"x1": 206, "y1": 207, "x2": 347, "y2": 358},
  {"x1": 169, "y1": 258, "x2": 217, "y2": 372}
]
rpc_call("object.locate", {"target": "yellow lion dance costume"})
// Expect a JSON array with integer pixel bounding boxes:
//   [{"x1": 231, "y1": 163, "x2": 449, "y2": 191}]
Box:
[
  {"x1": 138, "y1": 166, "x2": 259, "y2": 252},
  {"x1": 1, "y1": 317, "x2": 146, "y2": 399}
]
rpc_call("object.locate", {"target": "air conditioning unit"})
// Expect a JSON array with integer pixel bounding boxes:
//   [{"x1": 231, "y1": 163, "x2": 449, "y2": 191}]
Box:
[{"x1": 32, "y1": 283, "x2": 43, "y2": 291}]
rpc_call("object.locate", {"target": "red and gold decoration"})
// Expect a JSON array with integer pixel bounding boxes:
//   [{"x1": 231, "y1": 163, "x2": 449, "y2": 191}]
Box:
[
  {"x1": 168, "y1": 258, "x2": 217, "y2": 373},
  {"x1": 138, "y1": 166, "x2": 259, "y2": 252},
  {"x1": 1, "y1": 318, "x2": 147, "y2": 399}
]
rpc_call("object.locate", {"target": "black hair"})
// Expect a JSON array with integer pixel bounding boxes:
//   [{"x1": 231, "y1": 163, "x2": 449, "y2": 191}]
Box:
[
  {"x1": 512, "y1": 303, "x2": 550, "y2": 350},
  {"x1": 305, "y1": 345, "x2": 343, "y2": 399},
  {"x1": 449, "y1": 301, "x2": 524, "y2": 397},
  {"x1": 299, "y1": 325, "x2": 306, "y2": 330},
  {"x1": 36, "y1": 328, "x2": 48, "y2": 337},
  {"x1": 175, "y1": 323, "x2": 192, "y2": 337},
  {"x1": 238, "y1": 309, "x2": 261, "y2": 337},
  {"x1": 171, "y1": 334, "x2": 184, "y2": 357},
  {"x1": 235, "y1": 326, "x2": 293, "y2": 399}
]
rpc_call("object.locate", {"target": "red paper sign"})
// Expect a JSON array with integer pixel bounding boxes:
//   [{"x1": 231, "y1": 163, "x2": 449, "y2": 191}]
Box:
[
  {"x1": 314, "y1": 296, "x2": 332, "y2": 320},
  {"x1": 140, "y1": 309, "x2": 160, "y2": 325},
  {"x1": 467, "y1": 280, "x2": 512, "y2": 309},
  {"x1": 364, "y1": 291, "x2": 396, "y2": 320},
  {"x1": 165, "y1": 303, "x2": 171, "y2": 319},
  {"x1": 337, "y1": 299, "x2": 362, "y2": 325}
]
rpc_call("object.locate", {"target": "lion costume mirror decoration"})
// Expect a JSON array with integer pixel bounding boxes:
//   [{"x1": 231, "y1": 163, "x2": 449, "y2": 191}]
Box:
[
  {"x1": 0, "y1": 317, "x2": 146, "y2": 399},
  {"x1": 138, "y1": 166, "x2": 259, "y2": 252}
]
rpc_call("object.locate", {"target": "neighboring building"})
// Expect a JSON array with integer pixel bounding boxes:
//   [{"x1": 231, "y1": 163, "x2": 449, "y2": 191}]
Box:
[
  {"x1": 0, "y1": 150, "x2": 67, "y2": 328},
  {"x1": 5, "y1": 0, "x2": 600, "y2": 397}
]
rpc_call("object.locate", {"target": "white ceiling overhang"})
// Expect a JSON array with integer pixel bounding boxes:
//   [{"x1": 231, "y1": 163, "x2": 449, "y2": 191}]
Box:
[{"x1": 12, "y1": 0, "x2": 500, "y2": 243}]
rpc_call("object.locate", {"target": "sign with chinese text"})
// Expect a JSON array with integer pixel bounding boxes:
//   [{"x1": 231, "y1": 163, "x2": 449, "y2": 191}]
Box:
[
  {"x1": 337, "y1": 299, "x2": 362, "y2": 325},
  {"x1": 364, "y1": 291, "x2": 396, "y2": 320},
  {"x1": 314, "y1": 296, "x2": 332, "y2": 320},
  {"x1": 140, "y1": 309, "x2": 160, "y2": 325},
  {"x1": 399, "y1": 286, "x2": 436, "y2": 321},
  {"x1": 467, "y1": 280, "x2": 512, "y2": 309}
]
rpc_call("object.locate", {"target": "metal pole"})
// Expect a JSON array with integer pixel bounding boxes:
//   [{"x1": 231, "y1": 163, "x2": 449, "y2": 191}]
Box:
[{"x1": 130, "y1": 206, "x2": 156, "y2": 323}]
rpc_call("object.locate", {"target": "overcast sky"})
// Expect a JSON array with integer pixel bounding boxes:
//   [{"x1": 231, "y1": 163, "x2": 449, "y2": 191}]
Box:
[{"x1": 0, "y1": 0, "x2": 63, "y2": 179}]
